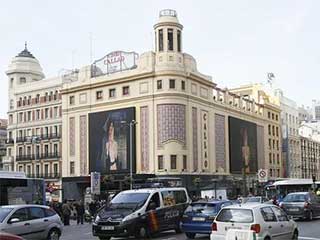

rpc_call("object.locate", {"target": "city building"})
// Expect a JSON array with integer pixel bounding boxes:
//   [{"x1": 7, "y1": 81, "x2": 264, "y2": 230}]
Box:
[
  {"x1": 312, "y1": 100, "x2": 320, "y2": 121},
  {"x1": 299, "y1": 124, "x2": 320, "y2": 179},
  {"x1": 298, "y1": 105, "x2": 312, "y2": 123},
  {"x1": 0, "y1": 119, "x2": 8, "y2": 170},
  {"x1": 230, "y1": 84, "x2": 282, "y2": 180},
  {"x1": 61, "y1": 10, "x2": 282, "y2": 199},
  {"x1": 5, "y1": 44, "x2": 63, "y2": 200},
  {"x1": 274, "y1": 89, "x2": 301, "y2": 178}
]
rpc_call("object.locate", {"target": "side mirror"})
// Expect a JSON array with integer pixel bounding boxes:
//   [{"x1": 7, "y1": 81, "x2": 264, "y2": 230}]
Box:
[
  {"x1": 9, "y1": 218, "x2": 20, "y2": 224},
  {"x1": 148, "y1": 202, "x2": 157, "y2": 211}
]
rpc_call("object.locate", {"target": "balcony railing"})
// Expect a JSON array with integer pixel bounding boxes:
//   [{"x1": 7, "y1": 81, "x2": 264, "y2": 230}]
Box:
[
  {"x1": 26, "y1": 173, "x2": 61, "y2": 179},
  {"x1": 5, "y1": 139, "x2": 14, "y2": 144},
  {"x1": 16, "y1": 153, "x2": 61, "y2": 161},
  {"x1": 16, "y1": 134, "x2": 61, "y2": 143}
]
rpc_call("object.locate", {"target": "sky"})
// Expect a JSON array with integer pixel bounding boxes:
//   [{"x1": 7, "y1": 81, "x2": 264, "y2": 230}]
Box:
[{"x1": 1, "y1": 0, "x2": 319, "y2": 118}]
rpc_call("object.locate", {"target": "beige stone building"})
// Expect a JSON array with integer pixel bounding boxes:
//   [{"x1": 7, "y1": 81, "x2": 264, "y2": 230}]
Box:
[
  {"x1": 5, "y1": 45, "x2": 63, "y2": 200},
  {"x1": 60, "y1": 10, "x2": 281, "y2": 199}
]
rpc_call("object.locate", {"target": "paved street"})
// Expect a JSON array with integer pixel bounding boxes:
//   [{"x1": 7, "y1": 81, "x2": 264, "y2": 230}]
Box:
[{"x1": 61, "y1": 219, "x2": 320, "y2": 240}]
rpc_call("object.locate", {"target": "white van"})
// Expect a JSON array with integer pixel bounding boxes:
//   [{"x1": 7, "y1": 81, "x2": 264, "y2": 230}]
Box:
[{"x1": 92, "y1": 187, "x2": 190, "y2": 239}]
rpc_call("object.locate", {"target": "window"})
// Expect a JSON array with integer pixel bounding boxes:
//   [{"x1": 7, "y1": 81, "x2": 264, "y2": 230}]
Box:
[
  {"x1": 277, "y1": 154, "x2": 279, "y2": 164},
  {"x1": 158, "y1": 155, "x2": 164, "y2": 170},
  {"x1": 177, "y1": 30, "x2": 181, "y2": 52},
  {"x1": 272, "y1": 126, "x2": 275, "y2": 136},
  {"x1": 158, "y1": 29, "x2": 163, "y2": 51},
  {"x1": 157, "y1": 80, "x2": 162, "y2": 90},
  {"x1": 276, "y1": 127, "x2": 279, "y2": 137},
  {"x1": 10, "y1": 99, "x2": 14, "y2": 109},
  {"x1": 272, "y1": 207, "x2": 289, "y2": 221},
  {"x1": 170, "y1": 155, "x2": 177, "y2": 169},
  {"x1": 268, "y1": 125, "x2": 271, "y2": 135},
  {"x1": 122, "y1": 86, "x2": 129, "y2": 96},
  {"x1": 10, "y1": 208, "x2": 28, "y2": 222},
  {"x1": 269, "y1": 153, "x2": 272, "y2": 164},
  {"x1": 183, "y1": 155, "x2": 187, "y2": 170},
  {"x1": 276, "y1": 114, "x2": 278, "y2": 121},
  {"x1": 277, "y1": 140, "x2": 279, "y2": 150},
  {"x1": 109, "y1": 88, "x2": 116, "y2": 98},
  {"x1": 9, "y1": 114, "x2": 13, "y2": 124},
  {"x1": 36, "y1": 94, "x2": 40, "y2": 103},
  {"x1": 54, "y1": 144, "x2": 58, "y2": 155},
  {"x1": 147, "y1": 193, "x2": 160, "y2": 211},
  {"x1": 168, "y1": 28, "x2": 174, "y2": 51},
  {"x1": 10, "y1": 78, "x2": 14, "y2": 88},
  {"x1": 45, "y1": 208, "x2": 56, "y2": 217},
  {"x1": 36, "y1": 110, "x2": 40, "y2": 120},
  {"x1": 53, "y1": 164, "x2": 58, "y2": 175},
  {"x1": 19, "y1": 112, "x2": 23, "y2": 123},
  {"x1": 44, "y1": 164, "x2": 49, "y2": 176},
  {"x1": 273, "y1": 140, "x2": 275, "y2": 149},
  {"x1": 216, "y1": 209, "x2": 254, "y2": 223},
  {"x1": 18, "y1": 165, "x2": 23, "y2": 172},
  {"x1": 36, "y1": 165, "x2": 40, "y2": 176},
  {"x1": 36, "y1": 146, "x2": 40, "y2": 158},
  {"x1": 96, "y1": 90, "x2": 103, "y2": 100},
  {"x1": 29, "y1": 207, "x2": 45, "y2": 219},
  {"x1": 44, "y1": 145, "x2": 49, "y2": 156},
  {"x1": 269, "y1": 139, "x2": 271, "y2": 149},
  {"x1": 27, "y1": 165, "x2": 31, "y2": 174},
  {"x1": 272, "y1": 113, "x2": 274, "y2": 120},
  {"x1": 268, "y1": 112, "x2": 271, "y2": 119},
  {"x1": 54, "y1": 107, "x2": 58, "y2": 118},
  {"x1": 70, "y1": 162, "x2": 75, "y2": 175},
  {"x1": 27, "y1": 111, "x2": 31, "y2": 121},
  {"x1": 20, "y1": 77, "x2": 26, "y2": 84},
  {"x1": 181, "y1": 80, "x2": 185, "y2": 90},
  {"x1": 169, "y1": 79, "x2": 176, "y2": 89},
  {"x1": 69, "y1": 96, "x2": 75, "y2": 105},
  {"x1": 260, "y1": 207, "x2": 277, "y2": 222}
]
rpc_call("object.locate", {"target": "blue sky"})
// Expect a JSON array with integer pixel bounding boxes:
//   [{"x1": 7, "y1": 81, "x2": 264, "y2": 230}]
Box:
[{"x1": 1, "y1": 0, "x2": 319, "y2": 118}]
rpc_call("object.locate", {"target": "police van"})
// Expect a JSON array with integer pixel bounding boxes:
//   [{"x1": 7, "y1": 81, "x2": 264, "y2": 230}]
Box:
[{"x1": 92, "y1": 187, "x2": 190, "y2": 239}]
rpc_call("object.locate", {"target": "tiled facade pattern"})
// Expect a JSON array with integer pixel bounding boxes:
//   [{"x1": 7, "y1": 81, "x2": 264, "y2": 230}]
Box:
[
  {"x1": 215, "y1": 114, "x2": 226, "y2": 172},
  {"x1": 140, "y1": 106, "x2": 149, "y2": 172},
  {"x1": 79, "y1": 115, "x2": 87, "y2": 175},
  {"x1": 157, "y1": 104, "x2": 186, "y2": 146},
  {"x1": 192, "y1": 107, "x2": 198, "y2": 170},
  {"x1": 257, "y1": 125, "x2": 265, "y2": 169},
  {"x1": 69, "y1": 117, "x2": 75, "y2": 156}
]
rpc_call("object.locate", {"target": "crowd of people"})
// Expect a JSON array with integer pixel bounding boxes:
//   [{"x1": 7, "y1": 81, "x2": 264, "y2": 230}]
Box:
[{"x1": 48, "y1": 199, "x2": 105, "y2": 226}]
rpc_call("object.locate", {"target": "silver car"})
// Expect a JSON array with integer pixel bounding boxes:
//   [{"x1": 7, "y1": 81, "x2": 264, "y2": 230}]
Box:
[{"x1": 0, "y1": 205, "x2": 63, "y2": 240}]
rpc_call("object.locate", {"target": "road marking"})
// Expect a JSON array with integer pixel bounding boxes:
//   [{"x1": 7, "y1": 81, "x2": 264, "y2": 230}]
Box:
[{"x1": 299, "y1": 237, "x2": 320, "y2": 240}]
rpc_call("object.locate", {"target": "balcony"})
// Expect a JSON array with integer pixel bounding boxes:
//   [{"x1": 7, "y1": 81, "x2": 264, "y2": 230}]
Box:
[
  {"x1": 5, "y1": 139, "x2": 14, "y2": 144},
  {"x1": 16, "y1": 153, "x2": 61, "y2": 161},
  {"x1": 26, "y1": 173, "x2": 61, "y2": 179},
  {"x1": 2, "y1": 156, "x2": 13, "y2": 164},
  {"x1": 16, "y1": 134, "x2": 61, "y2": 144}
]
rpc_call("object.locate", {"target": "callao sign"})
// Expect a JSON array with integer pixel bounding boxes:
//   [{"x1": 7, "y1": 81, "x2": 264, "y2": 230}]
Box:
[
  {"x1": 258, "y1": 169, "x2": 268, "y2": 183},
  {"x1": 91, "y1": 51, "x2": 139, "y2": 77}
]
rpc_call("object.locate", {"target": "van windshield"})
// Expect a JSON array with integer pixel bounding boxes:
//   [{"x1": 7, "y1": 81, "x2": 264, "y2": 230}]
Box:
[{"x1": 110, "y1": 193, "x2": 150, "y2": 209}]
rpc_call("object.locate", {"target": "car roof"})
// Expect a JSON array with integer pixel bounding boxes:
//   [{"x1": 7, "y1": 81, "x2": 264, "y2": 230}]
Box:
[
  {"x1": 119, "y1": 187, "x2": 187, "y2": 194},
  {"x1": 193, "y1": 200, "x2": 229, "y2": 204},
  {"x1": 223, "y1": 203, "x2": 272, "y2": 210},
  {"x1": 0, "y1": 204, "x2": 49, "y2": 209},
  {"x1": 286, "y1": 192, "x2": 308, "y2": 195}
]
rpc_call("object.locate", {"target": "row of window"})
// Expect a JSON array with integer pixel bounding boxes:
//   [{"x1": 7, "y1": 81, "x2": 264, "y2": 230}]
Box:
[
  {"x1": 157, "y1": 28, "x2": 181, "y2": 52},
  {"x1": 268, "y1": 138, "x2": 280, "y2": 151},
  {"x1": 268, "y1": 125, "x2": 279, "y2": 137},
  {"x1": 157, "y1": 79, "x2": 185, "y2": 90},
  {"x1": 18, "y1": 163, "x2": 59, "y2": 176},
  {"x1": 16, "y1": 90, "x2": 61, "y2": 108},
  {"x1": 158, "y1": 155, "x2": 187, "y2": 170},
  {"x1": 8, "y1": 125, "x2": 61, "y2": 141},
  {"x1": 267, "y1": 111, "x2": 279, "y2": 121},
  {"x1": 16, "y1": 143, "x2": 60, "y2": 157},
  {"x1": 10, "y1": 106, "x2": 61, "y2": 124},
  {"x1": 269, "y1": 168, "x2": 281, "y2": 178},
  {"x1": 269, "y1": 153, "x2": 280, "y2": 165}
]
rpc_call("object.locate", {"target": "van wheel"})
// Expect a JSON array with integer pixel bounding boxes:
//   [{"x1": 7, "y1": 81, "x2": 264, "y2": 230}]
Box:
[
  {"x1": 292, "y1": 229, "x2": 298, "y2": 240},
  {"x1": 175, "y1": 222, "x2": 182, "y2": 233},
  {"x1": 135, "y1": 226, "x2": 150, "y2": 239},
  {"x1": 47, "y1": 228, "x2": 60, "y2": 240},
  {"x1": 185, "y1": 232, "x2": 196, "y2": 239},
  {"x1": 99, "y1": 238, "x2": 110, "y2": 240}
]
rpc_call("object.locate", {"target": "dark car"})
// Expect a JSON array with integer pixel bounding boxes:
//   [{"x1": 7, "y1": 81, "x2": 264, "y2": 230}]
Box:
[
  {"x1": 280, "y1": 192, "x2": 320, "y2": 220},
  {"x1": 181, "y1": 200, "x2": 233, "y2": 239}
]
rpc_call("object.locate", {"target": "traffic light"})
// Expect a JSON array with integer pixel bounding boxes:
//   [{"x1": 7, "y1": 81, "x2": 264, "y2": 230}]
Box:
[{"x1": 312, "y1": 174, "x2": 316, "y2": 183}]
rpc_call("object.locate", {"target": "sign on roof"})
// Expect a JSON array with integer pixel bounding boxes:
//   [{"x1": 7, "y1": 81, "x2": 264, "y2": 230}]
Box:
[{"x1": 91, "y1": 51, "x2": 139, "y2": 77}]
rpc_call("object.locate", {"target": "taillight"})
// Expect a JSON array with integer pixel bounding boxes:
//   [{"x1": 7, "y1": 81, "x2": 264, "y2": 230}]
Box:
[
  {"x1": 212, "y1": 222, "x2": 217, "y2": 231},
  {"x1": 250, "y1": 224, "x2": 261, "y2": 233},
  {"x1": 304, "y1": 202, "x2": 310, "y2": 208}
]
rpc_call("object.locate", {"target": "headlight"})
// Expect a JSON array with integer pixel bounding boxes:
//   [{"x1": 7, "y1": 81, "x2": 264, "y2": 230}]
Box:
[
  {"x1": 95, "y1": 215, "x2": 100, "y2": 223},
  {"x1": 122, "y1": 213, "x2": 136, "y2": 223}
]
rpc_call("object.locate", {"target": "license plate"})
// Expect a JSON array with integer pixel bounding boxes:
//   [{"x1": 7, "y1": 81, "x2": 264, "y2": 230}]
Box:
[
  {"x1": 289, "y1": 208, "x2": 299, "y2": 212},
  {"x1": 101, "y1": 226, "x2": 114, "y2": 230},
  {"x1": 192, "y1": 217, "x2": 205, "y2": 221}
]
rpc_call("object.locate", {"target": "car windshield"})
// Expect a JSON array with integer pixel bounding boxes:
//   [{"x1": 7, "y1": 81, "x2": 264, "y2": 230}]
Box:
[
  {"x1": 0, "y1": 207, "x2": 14, "y2": 223},
  {"x1": 186, "y1": 203, "x2": 217, "y2": 214},
  {"x1": 216, "y1": 209, "x2": 254, "y2": 223},
  {"x1": 283, "y1": 194, "x2": 307, "y2": 202},
  {"x1": 110, "y1": 192, "x2": 150, "y2": 209},
  {"x1": 246, "y1": 197, "x2": 261, "y2": 203}
]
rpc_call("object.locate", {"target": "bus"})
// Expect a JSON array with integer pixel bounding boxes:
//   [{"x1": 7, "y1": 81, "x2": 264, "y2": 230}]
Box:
[
  {"x1": 265, "y1": 178, "x2": 320, "y2": 200},
  {"x1": 0, "y1": 171, "x2": 45, "y2": 205}
]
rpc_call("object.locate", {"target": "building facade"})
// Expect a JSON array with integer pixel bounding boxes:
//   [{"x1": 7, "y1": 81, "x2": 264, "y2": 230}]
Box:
[
  {"x1": 60, "y1": 10, "x2": 282, "y2": 199},
  {"x1": 5, "y1": 45, "x2": 63, "y2": 200},
  {"x1": 274, "y1": 89, "x2": 301, "y2": 178},
  {"x1": 0, "y1": 119, "x2": 8, "y2": 170}
]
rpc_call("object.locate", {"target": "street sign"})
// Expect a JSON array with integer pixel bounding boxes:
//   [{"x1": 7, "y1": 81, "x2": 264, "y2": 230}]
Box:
[
  {"x1": 258, "y1": 169, "x2": 268, "y2": 183},
  {"x1": 91, "y1": 172, "x2": 101, "y2": 195}
]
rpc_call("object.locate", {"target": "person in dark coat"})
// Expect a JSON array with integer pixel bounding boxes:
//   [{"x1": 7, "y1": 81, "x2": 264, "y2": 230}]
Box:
[
  {"x1": 75, "y1": 200, "x2": 85, "y2": 224},
  {"x1": 61, "y1": 199, "x2": 71, "y2": 226}
]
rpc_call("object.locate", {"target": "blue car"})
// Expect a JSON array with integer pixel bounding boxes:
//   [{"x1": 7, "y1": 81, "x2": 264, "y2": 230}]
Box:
[{"x1": 181, "y1": 199, "x2": 233, "y2": 239}]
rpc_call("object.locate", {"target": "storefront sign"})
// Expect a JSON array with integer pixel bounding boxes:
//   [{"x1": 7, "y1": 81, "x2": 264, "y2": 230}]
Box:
[
  {"x1": 90, "y1": 172, "x2": 101, "y2": 195},
  {"x1": 91, "y1": 51, "x2": 138, "y2": 77}
]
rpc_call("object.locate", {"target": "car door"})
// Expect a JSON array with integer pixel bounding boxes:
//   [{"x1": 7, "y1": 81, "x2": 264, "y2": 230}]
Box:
[
  {"x1": 260, "y1": 207, "x2": 281, "y2": 239},
  {"x1": 27, "y1": 206, "x2": 48, "y2": 239},
  {"x1": 2, "y1": 207, "x2": 32, "y2": 239},
  {"x1": 271, "y1": 206, "x2": 292, "y2": 239},
  {"x1": 146, "y1": 192, "x2": 162, "y2": 233}
]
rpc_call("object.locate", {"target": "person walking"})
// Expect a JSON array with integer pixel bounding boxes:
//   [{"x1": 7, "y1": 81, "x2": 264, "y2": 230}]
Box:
[
  {"x1": 62, "y1": 200, "x2": 71, "y2": 226},
  {"x1": 75, "y1": 200, "x2": 85, "y2": 225}
]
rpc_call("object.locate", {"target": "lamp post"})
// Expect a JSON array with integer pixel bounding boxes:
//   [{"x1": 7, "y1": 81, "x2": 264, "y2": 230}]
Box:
[{"x1": 121, "y1": 120, "x2": 137, "y2": 190}]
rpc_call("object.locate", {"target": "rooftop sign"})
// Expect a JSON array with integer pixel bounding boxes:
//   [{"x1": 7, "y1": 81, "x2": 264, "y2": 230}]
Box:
[{"x1": 91, "y1": 51, "x2": 138, "y2": 77}]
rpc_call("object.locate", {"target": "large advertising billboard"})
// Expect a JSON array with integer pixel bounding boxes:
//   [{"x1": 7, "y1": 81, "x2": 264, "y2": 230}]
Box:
[
  {"x1": 89, "y1": 107, "x2": 136, "y2": 174},
  {"x1": 228, "y1": 116, "x2": 258, "y2": 174}
]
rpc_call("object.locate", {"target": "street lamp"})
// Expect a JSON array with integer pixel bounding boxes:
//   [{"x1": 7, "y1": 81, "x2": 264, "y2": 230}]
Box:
[{"x1": 121, "y1": 120, "x2": 137, "y2": 190}]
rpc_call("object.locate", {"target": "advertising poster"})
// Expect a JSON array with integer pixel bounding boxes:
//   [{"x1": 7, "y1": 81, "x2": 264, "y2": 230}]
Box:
[
  {"x1": 228, "y1": 116, "x2": 258, "y2": 174},
  {"x1": 89, "y1": 107, "x2": 136, "y2": 174}
]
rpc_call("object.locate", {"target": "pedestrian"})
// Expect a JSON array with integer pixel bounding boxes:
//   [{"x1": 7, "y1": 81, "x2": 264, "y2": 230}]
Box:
[
  {"x1": 75, "y1": 200, "x2": 85, "y2": 225},
  {"x1": 62, "y1": 199, "x2": 71, "y2": 226},
  {"x1": 89, "y1": 201, "x2": 97, "y2": 216}
]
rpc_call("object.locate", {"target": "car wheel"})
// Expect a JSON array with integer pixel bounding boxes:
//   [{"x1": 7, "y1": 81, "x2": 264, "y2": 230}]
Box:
[
  {"x1": 47, "y1": 228, "x2": 60, "y2": 240},
  {"x1": 175, "y1": 222, "x2": 182, "y2": 234},
  {"x1": 264, "y1": 237, "x2": 271, "y2": 240},
  {"x1": 185, "y1": 232, "x2": 196, "y2": 239},
  {"x1": 135, "y1": 225, "x2": 150, "y2": 239},
  {"x1": 308, "y1": 211, "x2": 313, "y2": 221},
  {"x1": 292, "y1": 229, "x2": 298, "y2": 240},
  {"x1": 98, "y1": 237, "x2": 110, "y2": 240}
]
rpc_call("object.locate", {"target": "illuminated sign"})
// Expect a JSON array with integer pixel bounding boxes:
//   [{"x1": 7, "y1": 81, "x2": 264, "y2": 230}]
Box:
[{"x1": 91, "y1": 51, "x2": 138, "y2": 77}]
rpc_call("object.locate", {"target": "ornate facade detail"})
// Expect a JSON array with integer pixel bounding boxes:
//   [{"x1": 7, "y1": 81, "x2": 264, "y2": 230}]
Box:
[
  {"x1": 140, "y1": 106, "x2": 149, "y2": 172},
  {"x1": 157, "y1": 104, "x2": 186, "y2": 146},
  {"x1": 215, "y1": 114, "x2": 226, "y2": 172},
  {"x1": 80, "y1": 115, "x2": 87, "y2": 175},
  {"x1": 192, "y1": 107, "x2": 198, "y2": 170},
  {"x1": 201, "y1": 110, "x2": 209, "y2": 169},
  {"x1": 69, "y1": 117, "x2": 75, "y2": 156}
]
